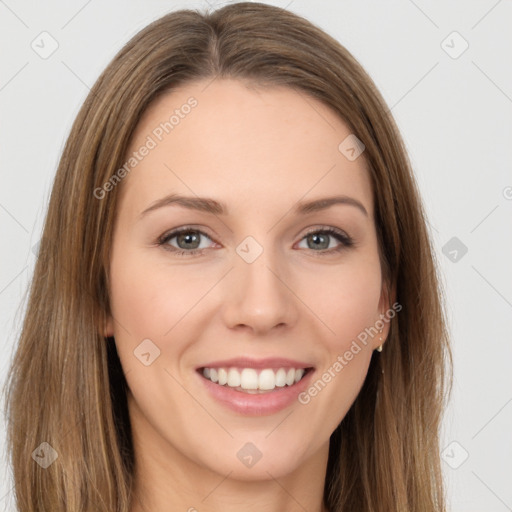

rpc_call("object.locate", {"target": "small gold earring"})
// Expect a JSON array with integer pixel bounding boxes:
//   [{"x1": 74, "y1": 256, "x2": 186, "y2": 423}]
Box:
[{"x1": 376, "y1": 327, "x2": 383, "y2": 352}]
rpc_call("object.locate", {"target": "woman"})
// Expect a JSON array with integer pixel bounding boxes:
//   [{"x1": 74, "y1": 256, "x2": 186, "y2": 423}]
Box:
[{"x1": 3, "y1": 3, "x2": 452, "y2": 511}]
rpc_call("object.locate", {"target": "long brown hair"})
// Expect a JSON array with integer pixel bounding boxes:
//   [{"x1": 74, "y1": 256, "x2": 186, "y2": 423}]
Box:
[{"x1": 3, "y1": 3, "x2": 452, "y2": 511}]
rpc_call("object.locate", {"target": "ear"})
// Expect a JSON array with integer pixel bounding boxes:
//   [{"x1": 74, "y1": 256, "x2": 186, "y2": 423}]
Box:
[
  {"x1": 375, "y1": 279, "x2": 396, "y2": 348},
  {"x1": 101, "y1": 313, "x2": 115, "y2": 338},
  {"x1": 378, "y1": 278, "x2": 395, "y2": 314}
]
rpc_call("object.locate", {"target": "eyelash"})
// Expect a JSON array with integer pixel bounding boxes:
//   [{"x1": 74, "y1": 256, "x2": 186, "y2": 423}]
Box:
[{"x1": 157, "y1": 226, "x2": 355, "y2": 257}]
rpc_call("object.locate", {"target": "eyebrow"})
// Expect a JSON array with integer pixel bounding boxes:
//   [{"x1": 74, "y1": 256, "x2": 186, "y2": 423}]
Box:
[{"x1": 139, "y1": 193, "x2": 368, "y2": 218}]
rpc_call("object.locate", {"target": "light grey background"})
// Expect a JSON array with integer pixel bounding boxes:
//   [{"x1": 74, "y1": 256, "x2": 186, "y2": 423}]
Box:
[{"x1": 1, "y1": 0, "x2": 511, "y2": 510}]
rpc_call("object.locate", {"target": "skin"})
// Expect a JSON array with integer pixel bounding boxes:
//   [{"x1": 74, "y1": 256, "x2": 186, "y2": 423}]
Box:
[{"x1": 105, "y1": 78, "x2": 390, "y2": 512}]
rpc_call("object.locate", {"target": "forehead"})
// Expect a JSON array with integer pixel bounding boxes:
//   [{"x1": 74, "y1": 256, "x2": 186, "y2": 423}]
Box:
[{"x1": 119, "y1": 78, "x2": 373, "y2": 219}]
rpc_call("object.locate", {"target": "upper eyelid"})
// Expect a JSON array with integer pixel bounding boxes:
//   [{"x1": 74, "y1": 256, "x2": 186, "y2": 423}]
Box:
[{"x1": 159, "y1": 226, "x2": 214, "y2": 243}]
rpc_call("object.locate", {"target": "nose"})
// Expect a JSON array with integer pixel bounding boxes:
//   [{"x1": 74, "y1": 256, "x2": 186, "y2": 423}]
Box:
[{"x1": 221, "y1": 246, "x2": 299, "y2": 336}]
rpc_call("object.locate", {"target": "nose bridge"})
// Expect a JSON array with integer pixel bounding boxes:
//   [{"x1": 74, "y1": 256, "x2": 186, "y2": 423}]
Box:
[{"x1": 223, "y1": 236, "x2": 297, "y2": 333}]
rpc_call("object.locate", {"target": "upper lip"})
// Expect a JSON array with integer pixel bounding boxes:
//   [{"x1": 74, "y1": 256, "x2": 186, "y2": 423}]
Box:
[{"x1": 196, "y1": 357, "x2": 315, "y2": 370}]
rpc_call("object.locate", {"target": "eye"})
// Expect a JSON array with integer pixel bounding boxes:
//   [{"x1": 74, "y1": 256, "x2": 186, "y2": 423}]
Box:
[
  {"x1": 157, "y1": 227, "x2": 216, "y2": 256},
  {"x1": 296, "y1": 227, "x2": 354, "y2": 255},
  {"x1": 157, "y1": 226, "x2": 354, "y2": 257}
]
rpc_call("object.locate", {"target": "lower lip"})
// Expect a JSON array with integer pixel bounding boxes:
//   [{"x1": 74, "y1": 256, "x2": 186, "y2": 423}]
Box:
[{"x1": 197, "y1": 369, "x2": 315, "y2": 416}]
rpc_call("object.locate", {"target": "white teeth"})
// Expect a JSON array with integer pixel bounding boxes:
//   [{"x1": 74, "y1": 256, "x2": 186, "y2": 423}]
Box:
[
  {"x1": 218, "y1": 368, "x2": 228, "y2": 386},
  {"x1": 275, "y1": 368, "x2": 286, "y2": 387},
  {"x1": 227, "y1": 368, "x2": 241, "y2": 387},
  {"x1": 258, "y1": 369, "x2": 275, "y2": 390},
  {"x1": 201, "y1": 367, "x2": 308, "y2": 391},
  {"x1": 240, "y1": 368, "x2": 258, "y2": 390}
]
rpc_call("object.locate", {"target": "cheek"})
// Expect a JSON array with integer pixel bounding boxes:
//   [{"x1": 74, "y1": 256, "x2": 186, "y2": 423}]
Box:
[
  {"x1": 295, "y1": 260, "x2": 381, "y2": 424},
  {"x1": 304, "y1": 258, "x2": 382, "y2": 347},
  {"x1": 109, "y1": 248, "x2": 205, "y2": 337},
  {"x1": 108, "y1": 245, "x2": 224, "y2": 379}
]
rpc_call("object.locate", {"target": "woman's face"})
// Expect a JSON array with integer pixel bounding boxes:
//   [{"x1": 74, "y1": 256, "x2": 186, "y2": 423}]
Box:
[{"x1": 106, "y1": 78, "x2": 390, "y2": 482}]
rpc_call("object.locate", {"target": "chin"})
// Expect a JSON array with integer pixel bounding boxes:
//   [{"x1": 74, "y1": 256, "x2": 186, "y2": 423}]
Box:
[{"x1": 196, "y1": 435, "x2": 312, "y2": 481}]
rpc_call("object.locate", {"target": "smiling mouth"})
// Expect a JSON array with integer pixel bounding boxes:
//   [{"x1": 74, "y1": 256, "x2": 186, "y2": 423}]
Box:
[{"x1": 198, "y1": 366, "x2": 314, "y2": 394}]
